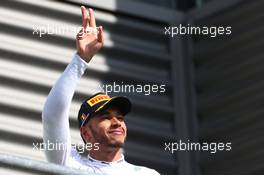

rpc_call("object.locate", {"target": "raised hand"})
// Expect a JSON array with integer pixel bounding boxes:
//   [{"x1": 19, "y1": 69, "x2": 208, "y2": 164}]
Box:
[{"x1": 76, "y1": 6, "x2": 104, "y2": 63}]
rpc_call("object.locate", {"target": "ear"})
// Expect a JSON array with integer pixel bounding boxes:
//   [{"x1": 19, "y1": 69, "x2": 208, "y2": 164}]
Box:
[{"x1": 80, "y1": 126, "x2": 92, "y2": 142}]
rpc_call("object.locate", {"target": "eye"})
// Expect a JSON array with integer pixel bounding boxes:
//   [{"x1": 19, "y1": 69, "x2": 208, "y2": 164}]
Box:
[{"x1": 117, "y1": 115, "x2": 124, "y2": 122}]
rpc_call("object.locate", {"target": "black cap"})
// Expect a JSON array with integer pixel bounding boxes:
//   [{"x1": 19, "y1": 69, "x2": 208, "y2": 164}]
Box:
[{"x1": 78, "y1": 92, "x2": 131, "y2": 128}]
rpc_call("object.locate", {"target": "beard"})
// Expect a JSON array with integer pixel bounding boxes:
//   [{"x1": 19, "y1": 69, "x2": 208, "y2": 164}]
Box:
[{"x1": 89, "y1": 125, "x2": 126, "y2": 148}]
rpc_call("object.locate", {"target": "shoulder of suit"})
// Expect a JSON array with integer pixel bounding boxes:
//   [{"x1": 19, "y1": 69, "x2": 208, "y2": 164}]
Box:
[{"x1": 126, "y1": 162, "x2": 160, "y2": 175}]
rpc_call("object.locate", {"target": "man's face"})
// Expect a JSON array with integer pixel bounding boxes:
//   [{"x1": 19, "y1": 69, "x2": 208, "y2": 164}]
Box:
[{"x1": 83, "y1": 106, "x2": 127, "y2": 148}]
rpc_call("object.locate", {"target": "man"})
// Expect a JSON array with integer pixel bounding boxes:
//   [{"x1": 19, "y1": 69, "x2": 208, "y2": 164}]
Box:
[{"x1": 42, "y1": 6, "x2": 160, "y2": 175}]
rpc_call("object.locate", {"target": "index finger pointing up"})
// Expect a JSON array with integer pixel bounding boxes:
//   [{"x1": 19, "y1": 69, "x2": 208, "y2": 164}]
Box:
[
  {"x1": 88, "y1": 8, "x2": 96, "y2": 27},
  {"x1": 81, "y1": 6, "x2": 89, "y2": 29}
]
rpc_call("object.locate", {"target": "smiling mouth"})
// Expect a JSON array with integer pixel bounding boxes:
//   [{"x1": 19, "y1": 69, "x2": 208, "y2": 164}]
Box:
[{"x1": 108, "y1": 130, "x2": 124, "y2": 135}]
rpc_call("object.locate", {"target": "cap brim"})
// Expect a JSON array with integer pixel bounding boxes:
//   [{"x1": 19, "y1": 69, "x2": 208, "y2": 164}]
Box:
[{"x1": 95, "y1": 96, "x2": 131, "y2": 116}]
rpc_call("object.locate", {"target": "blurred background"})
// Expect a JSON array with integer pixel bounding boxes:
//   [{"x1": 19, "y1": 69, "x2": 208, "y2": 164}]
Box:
[{"x1": 0, "y1": 0, "x2": 263, "y2": 175}]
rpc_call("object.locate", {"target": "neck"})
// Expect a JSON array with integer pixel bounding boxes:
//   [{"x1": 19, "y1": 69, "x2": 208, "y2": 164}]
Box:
[{"x1": 89, "y1": 146, "x2": 123, "y2": 162}]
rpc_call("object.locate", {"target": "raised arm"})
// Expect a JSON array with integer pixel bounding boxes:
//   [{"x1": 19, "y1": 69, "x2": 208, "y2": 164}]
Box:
[{"x1": 42, "y1": 6, "x2": 104, "y2": 165}]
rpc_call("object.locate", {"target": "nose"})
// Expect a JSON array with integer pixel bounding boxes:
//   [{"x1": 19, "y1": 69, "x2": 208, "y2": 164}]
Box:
[{"x1": 110, "y1": 116, "x2": 121, "y2": 127}]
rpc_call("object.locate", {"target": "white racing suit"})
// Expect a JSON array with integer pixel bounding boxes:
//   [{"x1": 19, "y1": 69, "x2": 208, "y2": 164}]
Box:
[{"x1": 42, "y1": 53, "x2": 160, "y2": 175}]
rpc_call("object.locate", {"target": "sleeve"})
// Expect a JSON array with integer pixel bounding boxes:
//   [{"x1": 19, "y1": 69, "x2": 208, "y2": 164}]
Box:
[{"x1": 41, "y1": 53, "x2": 89, "y2": 165}]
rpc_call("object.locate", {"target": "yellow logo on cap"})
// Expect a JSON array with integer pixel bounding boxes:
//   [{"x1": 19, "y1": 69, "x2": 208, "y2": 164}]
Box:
[
  {"x1": 87, "y1": 94, "x2": 110, "y2": 106},
  {"x1": 81, "y1": 114, "x2": 87, "y2": 121}
]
